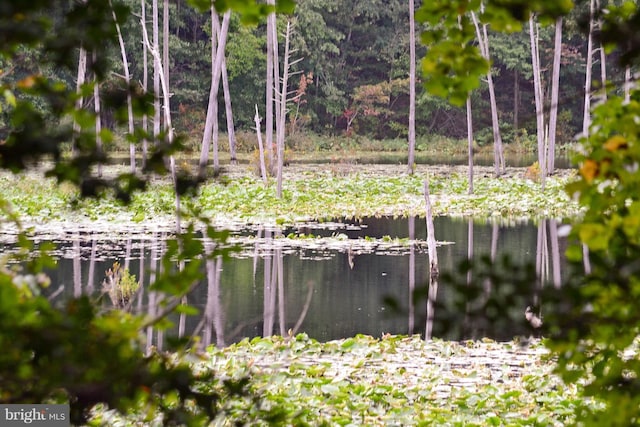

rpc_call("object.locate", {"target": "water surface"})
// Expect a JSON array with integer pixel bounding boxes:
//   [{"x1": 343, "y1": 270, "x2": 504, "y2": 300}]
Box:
[{"x1": 20, "y1": 216, "x2": 566, "y2": 347}]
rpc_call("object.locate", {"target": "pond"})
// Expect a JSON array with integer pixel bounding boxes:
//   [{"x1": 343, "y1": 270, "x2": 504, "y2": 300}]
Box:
[{"x1": 9, "y1": 216, "x2": 566, "y2": 348}]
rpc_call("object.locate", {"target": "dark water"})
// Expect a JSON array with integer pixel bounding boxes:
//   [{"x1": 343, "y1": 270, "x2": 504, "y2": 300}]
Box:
[{"x1": 17, "y1": 216, "x2": 568, "y2": 347}]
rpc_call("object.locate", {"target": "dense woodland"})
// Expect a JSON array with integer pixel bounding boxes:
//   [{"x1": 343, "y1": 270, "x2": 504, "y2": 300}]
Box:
[{"x1": 0, "y1": 0, "x2": 625, "y2": 150}]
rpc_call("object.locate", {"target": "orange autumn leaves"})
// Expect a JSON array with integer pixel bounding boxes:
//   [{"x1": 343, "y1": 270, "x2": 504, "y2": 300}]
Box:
[{"x1": 579, "y1": 135, "x2": 629, "y2": 183}]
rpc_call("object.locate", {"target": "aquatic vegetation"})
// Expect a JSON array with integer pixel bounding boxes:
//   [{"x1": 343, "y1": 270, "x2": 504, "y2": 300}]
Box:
[
  {"x1": 93, "y1": 334, "x2": 588, "y2": 426},
  {"x1": 0, "y1": 166, "x2": 580, "y2": 232},
  {"x1": 102, "y1": 262, "x2": 139, "y2": 308}
]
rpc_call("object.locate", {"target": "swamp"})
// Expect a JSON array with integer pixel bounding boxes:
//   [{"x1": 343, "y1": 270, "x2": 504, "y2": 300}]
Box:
[{"x1": 0, "y1": 160, "x2": 589, "y2": 425}]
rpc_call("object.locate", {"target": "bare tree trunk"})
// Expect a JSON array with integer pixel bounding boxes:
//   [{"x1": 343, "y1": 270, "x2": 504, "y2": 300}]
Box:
[
  {"x1": 211, "y1": 13, "x2": 238, "y2": 163},
  {"x1": 530, "y1": 16, "x2": 547, "y2": 188},
  {"x1": 597, "y1": 0, "x2": 606, "y2": 102},
  {"x1": 152, "y1": 0, "x2": 160, "y2": 143},
  {"x1": 199, "y1": 10, "x2": 231, "y2": 178},
  {"x1": 471, "y1": 11, "x2": 504, "y2": 176},
  {"x1": 93, "y1": 51, "x2": 103, "y2": 178},
  {"x1": 407, "y1": 0, "x2": 416, "y2": 174},
  {"x1": 141, "y1": 0, "x2": 149, "y2": 168},
  {"x1": 466, "y1": 96, "x2": 473, "y2": 194},
  {"x1": 163, "y1": 0, "x2": 169, "y2": 108},
  {"x1": 142, "y1": 14, "x2": 181, "y2": 233},
  {"x1": 424, "y1": 179, "x2": 439, "y2": 341},
  {"x1": 110, "y1": 0, "x2": 135, "y2": 172},
  {"x1": 583, "y1": 0, "x2": 595, "y2": 137},
  {"x1": 266, "y1": 1, "x2": 279, "y2": 175},
  {"x1": 255, "y1": 105, "x2": 268, "y2": 184},
  {"x1": 547, "y1": 17, "x2": 563, "y2": 175},
  {"x1": 513, "y1": 70, "x2": 519, "y2": 132},
  {"x1": 73, "y1": 46, "x2": 87, "y2": 155},
  {"x1": 276, "y1": 21, "x2": 293, "y2": 198}
]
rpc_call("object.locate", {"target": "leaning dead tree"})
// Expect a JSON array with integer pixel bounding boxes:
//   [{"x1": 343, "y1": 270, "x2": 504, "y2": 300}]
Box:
[
  {"x1": 110, "y1": 0, "x2": 135, "y2": 172},
  {"x1": 471, "y1": 9, "x2": 504, "y2": 176},
  {"x1": 199, "y1": 10, "x2": 231, "y2": 178}
]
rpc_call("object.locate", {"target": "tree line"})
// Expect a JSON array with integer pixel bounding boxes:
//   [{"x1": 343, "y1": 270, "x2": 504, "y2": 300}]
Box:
[{"x1": 1, "y1": 0, "x2": 628, "y2": 152}]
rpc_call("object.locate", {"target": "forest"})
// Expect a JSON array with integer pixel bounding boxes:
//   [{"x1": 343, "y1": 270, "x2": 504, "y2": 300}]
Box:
[
  {"x1": 0, "y1": 0, "x2": 618, "y2": 151},
  {"x1": 3, "y1": 0, "x2": 640, "y2": 425}
]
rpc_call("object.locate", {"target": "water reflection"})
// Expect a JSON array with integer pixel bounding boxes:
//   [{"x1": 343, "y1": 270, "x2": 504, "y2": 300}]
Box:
[{"x1": 7, "y1": 217, "x2": 567, "y2": 345}]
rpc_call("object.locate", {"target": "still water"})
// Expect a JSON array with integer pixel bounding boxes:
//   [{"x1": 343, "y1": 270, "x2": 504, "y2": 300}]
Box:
[{"x1": 26, "y1": 216, "x2": 565, "y2": 347}]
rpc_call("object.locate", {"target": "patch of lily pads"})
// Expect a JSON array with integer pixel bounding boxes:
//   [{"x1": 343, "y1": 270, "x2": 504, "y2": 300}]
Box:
[
  {"x1": 231, "y1": 233, "x2": 454, "y2": 259},
  {"x1": 91, "y1": 334, "x2": 590, "y2": 426},
  {"x1": 0, "y1": 165, "x2": 580, "y2": 236}
]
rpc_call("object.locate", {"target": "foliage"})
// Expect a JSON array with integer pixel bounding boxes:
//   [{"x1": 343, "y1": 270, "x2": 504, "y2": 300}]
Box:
[
  {"x1": 102, "y1": 261, "x2": 140, "y2": 307},
  {"x1": 0, "y1": 0, "x2": 286, "y2": 425},
  {"x1": 0, "y1": 166, "x2": 581, "y2": 228},
  {"x1": 159, "y1": 334, "x2": 581, "y2": 426},
  {"x1": 0, "y1": 225, "x2": 243, "y2": 425},
  {"x1": 541, "y1": 90, "x2": 640, "y2": 425},
  {"x1": 416, "y1": 0, "x2": 572, "y2": 105},
  {"x1": 414, "y1": 1, "x2": 640, "y2": 425}
]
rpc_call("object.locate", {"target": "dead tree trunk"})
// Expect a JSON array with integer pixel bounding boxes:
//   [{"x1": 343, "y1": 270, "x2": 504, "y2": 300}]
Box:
[
  {"x1": 254, "y1": 105, "x2": 268, "y2": 184},
  {"x1": 142, "y1": 14, "x2": 181, "y2": 233},
  {"x1": 407, "y1": 0, "x2": 416, "y2": 174},
  {"x1": 466, "y1": 96, "x2": 474, "y2": 194},
  {"x1": 583, "y1": 0, "x2": 595, "y2": 137},
  {"x1": 547, "y1": 17, "x2": 563, "y2": 175},
  {"x1": 471, "y1": 11, "x2": 504, "y2": 176},
  {"x1": 530, "y1": 15, "x2": 547, "y2": 188},
  {"x1": 199, "y1": 10, "x2": 231, "y2": 178},
  {"x1": 152, "y1": 0, "x2": 160, "y2": 144},
  {"x1": 424, "y1": 179, "x2": 439, "y2": 341},
  {"x1": 267, "y1": 0, "x2": 280, "y2": 175},
  {"x1": 276, "y1": 21, "x2": 297, "y2": 198},
  {"x1": 93, "y1": 51, "x2": 103, "y2": 178},
  {"x1": 73, "y1": 45, "x2": 87, "y2": 156},
  {"x1": 210, "y1": 13, "x2": 238, "y2": 163},
  {"x1": 140, "y1": 0, "x2": 149, "y2": 168},
  {"x1": 110, "y1": 0, "x2": 135, "y2": 172}
]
